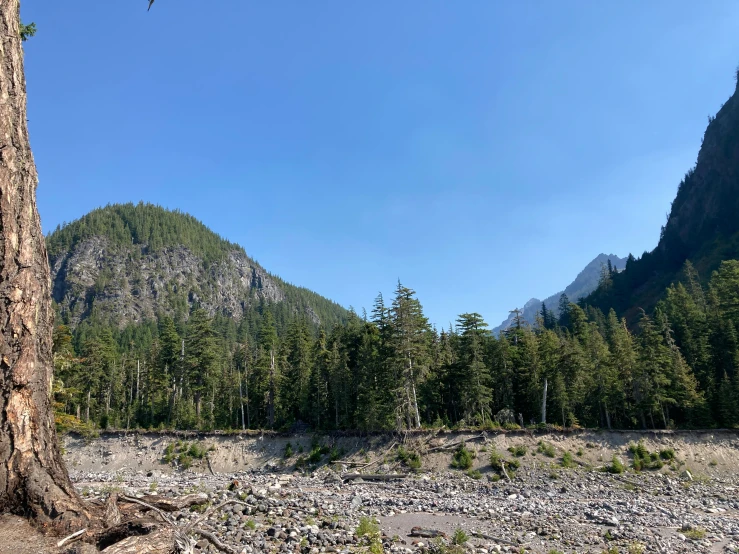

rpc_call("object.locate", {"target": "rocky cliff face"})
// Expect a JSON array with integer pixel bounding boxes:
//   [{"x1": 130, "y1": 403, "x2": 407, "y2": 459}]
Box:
[
  {"x1": 51, "y1": 235, "x2": 307, "y2": 327},
  {"x1": 660, "y1": 78, "x2": 739, "y2": 260},
  {"x1": 585, "y1": 73, "x2": 739, "y2": 318}
]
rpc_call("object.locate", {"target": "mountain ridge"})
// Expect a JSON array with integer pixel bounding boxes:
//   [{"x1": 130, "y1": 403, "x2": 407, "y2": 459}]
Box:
[{"x1": 46, "y1": 202, "x2": 348, "y2": 333}]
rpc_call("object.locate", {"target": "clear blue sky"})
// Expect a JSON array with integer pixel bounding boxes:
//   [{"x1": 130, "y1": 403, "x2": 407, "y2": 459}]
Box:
[{"x1": 22, "y1": 0, "x2": 739, "y2": 329}]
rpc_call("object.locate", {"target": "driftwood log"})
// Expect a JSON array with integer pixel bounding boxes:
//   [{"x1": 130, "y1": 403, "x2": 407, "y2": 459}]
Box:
[
  {"x1": 410, "y1": 527, "x2": 447, "y2": 538},
  {"x1": 121, "y1": 493, "x2": 209, "y2": 512},
  {"x1": 100, "y1": 527, "x2": 176, "y2": 554},
  {"x1": 427, "y1": 434, "x2": 486, "y2": 452},
  {"x1": 341, "y1": 473, "x2": 409, "y2": 481}
]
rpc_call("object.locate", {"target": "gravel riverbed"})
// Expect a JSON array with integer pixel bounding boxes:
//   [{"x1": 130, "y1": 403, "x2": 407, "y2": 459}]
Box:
[{"x1": 70, "y1": 464, "x2": 739, "y2": 554}]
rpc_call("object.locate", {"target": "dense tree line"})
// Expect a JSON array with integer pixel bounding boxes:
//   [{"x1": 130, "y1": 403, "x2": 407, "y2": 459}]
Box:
[{"x1": 53, "y1": 261, "x2": 739, "y2": 433}]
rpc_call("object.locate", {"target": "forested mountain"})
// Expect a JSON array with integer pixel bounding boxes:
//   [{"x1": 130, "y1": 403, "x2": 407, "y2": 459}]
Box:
[
  {"x1": 586, "y1": 73, "x2": 739, "y2": 320},
  {"x1": 493, "y1": 253, "x2": 626, "y2": 334},
  {"x1": 47, "y1": 203, "x2": 348, "y2": 337}
]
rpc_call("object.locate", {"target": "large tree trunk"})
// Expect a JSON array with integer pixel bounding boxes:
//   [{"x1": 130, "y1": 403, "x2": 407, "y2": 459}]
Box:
[{"x1": 0, "y1": 0, "x2": 86, "y2": 525}]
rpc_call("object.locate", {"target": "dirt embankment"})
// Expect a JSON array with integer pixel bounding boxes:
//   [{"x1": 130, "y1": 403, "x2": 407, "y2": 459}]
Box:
[{"x1": 62, "y1": 428, "x2": 739, "y2": 477}]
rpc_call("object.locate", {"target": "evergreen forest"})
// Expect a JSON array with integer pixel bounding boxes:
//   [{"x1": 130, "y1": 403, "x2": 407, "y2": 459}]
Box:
[{"x1": 52, "y1": 259, "x2": 739, "y2": 433}]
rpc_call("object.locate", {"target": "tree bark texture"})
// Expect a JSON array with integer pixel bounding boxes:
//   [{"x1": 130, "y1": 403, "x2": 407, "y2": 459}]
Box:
[{"x1": 0, "y1": 0, "x2": 85, "y2": 524}]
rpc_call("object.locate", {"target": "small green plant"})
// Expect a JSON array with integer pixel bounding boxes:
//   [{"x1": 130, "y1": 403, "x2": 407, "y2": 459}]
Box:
[
  {"x1": 178, "y1": 454, "x2": 193, "y2": 469},
  {"x1": 452, "y1": 528, "x2": 469, "y2": 545},
  {"x1": 576, "y1": 447, "x2": 584, "y2": 457},
  {"x1": 507, "y1": 445, "x2": 528, "y2": 457},
  {"x1": 308, "y1": 447, "x2": 323, "y2": 464},
  {"x1": 629, "y1": 441, "x2": 663, "y2": 471},
  {"x1": 20, "y1": 22, "x2": 37, "y2": 42},
  {"x1": 684, "y1": 527, "x2": 706, "y2": 540},
  {"x1": 190, "y1": 502, "x2": 209, "y2": 513},
  {"x1": 659, "y1": 448, "x2": 675, "y2": 460},
  {"x1": 284, "y1": 442, "x2": 294, "y2": 458},
  {"x1": 329, "y1": 447, "x2": 343, "y2": 462},
  {"x1": 245, "y1": 519, "x2": 256, "y2": 530},
  {"x1": 396, "y1": 446, "x2": 422, "y2": 470},
  {"x1": 489, "y1": 473, "x2": 501, "y2": 482},
  {"x1": 356, "y1": 516, "x2": 380, "y2": 537},
  {"x1": 548, "y1": 550, "x2": 565, "y2": 554},
  {"x1": 548, "y1": 469, "x2": 559, "y2": 480},
  {"x1": 451, "y1": 444, "x2": 474, "y2": 470},
  {"x1": 628, "y1": 542, "x2": 645, "y2": 554},
  {"x1": 187, "y1": 442, "x2": 206, "y2": 459},
  {"x1": 163, "y1": 442, "x2": 176, "y2": 463},
  {"x1": 709, "y1": 459, "x2": 718, "y2": 467},
  {"x1": 466, "y1": 469, "x2": 482, "y2": 480},
  {"x1": 561, "y1": 450, "x2": 575, "y2": 468},
  {"x1": 537, "y1": 441, "x2": 556, "y2": 458},
  {"x1": 149, "y1": 481, "x2": 158, "y2": 492},
  {"x1": 601, "y1": 548, "x2": 619, "y2": 554},
  {"x1": 604, "y1": 529, "x2": 614, "y2": 541},
  {"x1": 605, "y1": 455, "x2": 624, "y2": 474}
]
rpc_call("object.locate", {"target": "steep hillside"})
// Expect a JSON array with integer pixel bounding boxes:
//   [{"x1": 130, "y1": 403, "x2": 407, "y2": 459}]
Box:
[
  {"x1": 46, "y1": 203, "x2": 348, "y2": 331},
  {"x1": 586, "y1": 73, "x2": 739, "y2": 318},
  {"x1": 493, "y1": 253, "x2": 626, "y2": 333}
]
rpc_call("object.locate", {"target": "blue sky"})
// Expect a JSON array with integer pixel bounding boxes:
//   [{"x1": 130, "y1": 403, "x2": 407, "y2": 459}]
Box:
[{"x1": 22, "y1": 0, "x2": 739, "y2": 329}]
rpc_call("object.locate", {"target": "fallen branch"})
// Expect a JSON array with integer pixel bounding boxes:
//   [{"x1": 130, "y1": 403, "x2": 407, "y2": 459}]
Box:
[
  {"x1": 500, "y1": 460, "x2": 511, "y2": 481},
  {"x1": 192, "y1": 527, "x2": 238, "y2": 554},
  {"x1": 341, "y1": 473, "x2": 409, "y2": 481},
  {"x1": 410, "y1": 527, "x2": 447, "y2": 538},
  {"x1": 185, "y1": 499, "x2": 248, "y2": 533},
  {"x1": 427, "y1": 434, "x2": 485, "y2": 452},
  {"x1": 119, "y1": 495, "x2": 175, "y2": 526},
  {"x1": 471, "y1": 531, "x2": 522, "y2": 547},
  {"x1": 205, "y1": 453, "x2": 216, "y2": 476},
  {"x1": 57, "y1": 528, "x2": 86, "y2": 547},
  {"x1": 126, "y1": 493, "x2": 209, "y2": 513}
]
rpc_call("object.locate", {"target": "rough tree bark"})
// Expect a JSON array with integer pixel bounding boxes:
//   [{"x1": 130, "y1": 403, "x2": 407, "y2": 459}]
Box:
[{"x1": 0, "y1": 0, "x2": 87, "y2": 525}]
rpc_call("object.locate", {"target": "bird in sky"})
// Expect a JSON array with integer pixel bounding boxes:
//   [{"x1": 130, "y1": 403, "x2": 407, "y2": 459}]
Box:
[{"x1": 148, "y1": 0, "x2": 155, "y2": 11}]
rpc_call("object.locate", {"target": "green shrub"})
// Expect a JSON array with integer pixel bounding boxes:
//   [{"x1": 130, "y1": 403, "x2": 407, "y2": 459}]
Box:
[
  {"x1": 451, "y1": 444, "x2": 474, "y2": 470},
  {"x1": 576, "y1": 447, "x2": 584, "y2": 457},
  {"x1": 329, "y1": 447, "x2": 343, "y2": 462},
  {"x1": 178, "y1": 454, "x2": 193, "y2": 469},
  {"x1": 684, "y1": 527, "x2": 706, "y2": 540},
  {"x1": 187, "y1": 442, "x2": 206, "y2": 459},
  {"x1": 605, "y1": 455, "x2": 624, "y2": 474},
  {"x1": 466, "y1": 469, "x2": 482, "y2": 480},
  {"x1": 246, "y1": 519, "x2": 256, "y2": 530},
  {"x1": 308, "y1": 447, "x2": 323, "y2": 464},
  {"x1": 507, "y1": 445, "x2": 528, "y2": 457},
  {"x1": 452, "y1": 528, "x2": 469, "y2": 545},
  {"x1": 659, "y1": 448, "x2": 675, "y2": 460},
  {"x1": 356, "y1": 516, "x2": 380, "y2": 537},
  {"x1": 629, "y1": 441, "x2": 663, "y2": 471},
  {"x1": 561, "y1": 450, "x2": 575, "y2": 468},
  {"x1": 396, "y1": 446, "x2": 422, "y2": 470},
  {"x1": 284, "y1": 442, "x2": 294, "y2": 458},
  {"x1": 163, "y1": 443, "x2": 176, "y2": 464},
  {"x1": 537, "y1": 441, "x2": 556, "y2": 458}
]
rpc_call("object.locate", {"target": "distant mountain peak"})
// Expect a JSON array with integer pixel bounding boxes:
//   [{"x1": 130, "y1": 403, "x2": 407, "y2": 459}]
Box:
[{"x1": 492, "y1": 253, "x2": 626, "y2": 334}]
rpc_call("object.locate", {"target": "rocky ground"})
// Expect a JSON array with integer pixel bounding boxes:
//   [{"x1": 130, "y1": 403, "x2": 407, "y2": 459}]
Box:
[{"x1": 58, "y1": 430, "x2": 739, "y2": 554}]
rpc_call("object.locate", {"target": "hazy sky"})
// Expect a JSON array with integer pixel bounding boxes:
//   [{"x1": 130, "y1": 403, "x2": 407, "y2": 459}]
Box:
[{"x1": 23, "y1": 0, "x2": 739, "y2": 328}]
